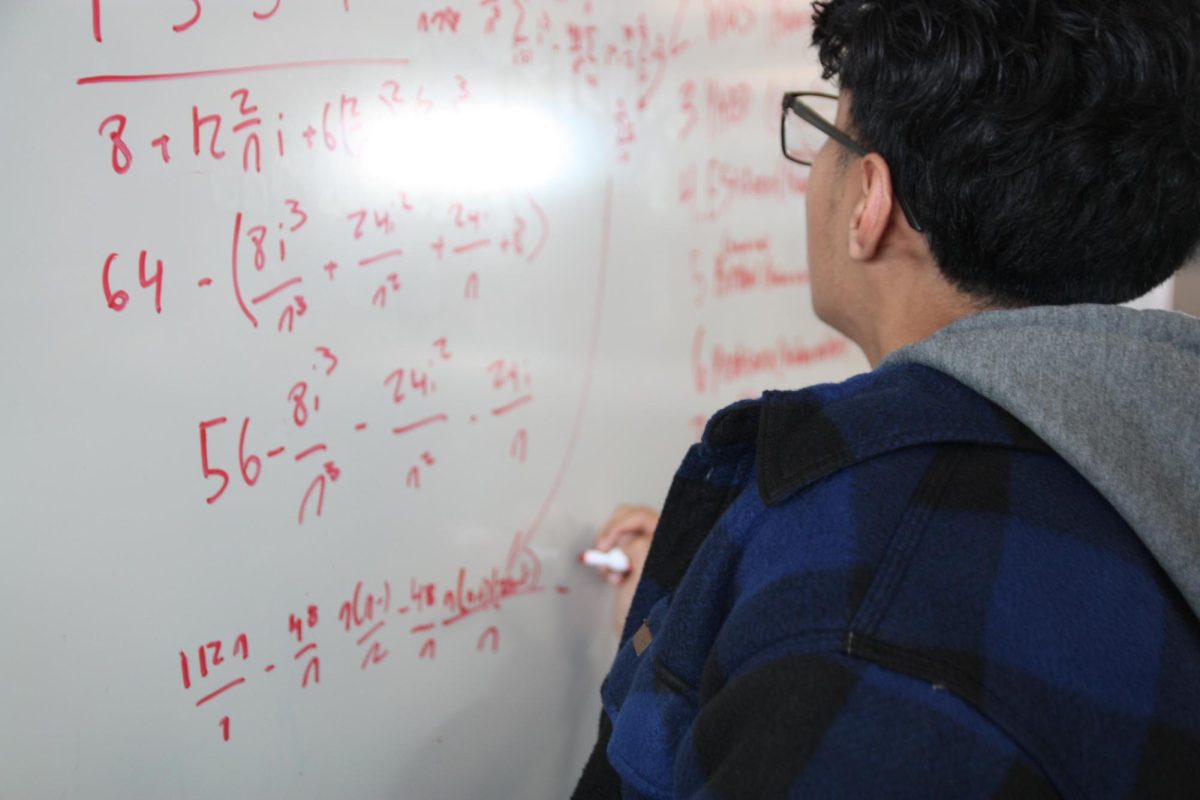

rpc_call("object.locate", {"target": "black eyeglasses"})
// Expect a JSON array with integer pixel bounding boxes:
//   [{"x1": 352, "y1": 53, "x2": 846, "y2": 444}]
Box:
[{"x1": 781, "y1": 91, "x2": 924, "y2": 233}]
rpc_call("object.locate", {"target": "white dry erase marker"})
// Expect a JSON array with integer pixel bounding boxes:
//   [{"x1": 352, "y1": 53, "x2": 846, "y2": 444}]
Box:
[{"x1": 578, "y1": 548, "x2": 631, "y2": 574}]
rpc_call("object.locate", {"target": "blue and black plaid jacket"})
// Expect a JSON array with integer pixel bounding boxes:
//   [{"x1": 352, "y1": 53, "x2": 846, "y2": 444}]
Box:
[{"x1": 573, "y1": 363, "x2": 1200, "y2": 799}]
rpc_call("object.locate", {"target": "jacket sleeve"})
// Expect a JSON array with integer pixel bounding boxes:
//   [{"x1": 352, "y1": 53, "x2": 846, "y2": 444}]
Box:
[
  {"x1": 673, "y1": 650, "x2": 1060, "y2": 799},
  {"x1": 571, "y1": 708, "x2": 622, "y2": 800}
]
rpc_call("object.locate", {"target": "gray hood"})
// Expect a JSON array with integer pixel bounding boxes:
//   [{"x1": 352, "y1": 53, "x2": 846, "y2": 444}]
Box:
[{"x1": 881, "y1": 304, "x2": 1200, "y2": 617}]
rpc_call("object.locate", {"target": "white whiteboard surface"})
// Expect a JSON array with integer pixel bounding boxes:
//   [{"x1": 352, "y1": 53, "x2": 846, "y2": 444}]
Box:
[{"x1": 0, "y1": 2, "x2": 866, "y2": 798}]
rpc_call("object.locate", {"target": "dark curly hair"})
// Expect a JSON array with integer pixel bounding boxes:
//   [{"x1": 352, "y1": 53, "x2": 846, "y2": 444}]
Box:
[{"x1": 812, "y1": 0, "x2": 1200, "y2": 306}]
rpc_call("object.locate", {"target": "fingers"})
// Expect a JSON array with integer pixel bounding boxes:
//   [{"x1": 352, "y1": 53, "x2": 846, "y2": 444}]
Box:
[
  {"x1": 591, "y1": 504, "x2": 660, "y2": 587},
  {"x1": 585, "y1": 505, "x2": 662, "y2": 636},
  {"x1": 594, "y1": 504, "x2": 660, "y2": 552}
]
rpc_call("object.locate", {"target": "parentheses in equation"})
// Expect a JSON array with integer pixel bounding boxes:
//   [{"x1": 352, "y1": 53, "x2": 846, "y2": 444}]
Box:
[{"x1": 231, "y1": 212, "x2": 259, "y2": 328}]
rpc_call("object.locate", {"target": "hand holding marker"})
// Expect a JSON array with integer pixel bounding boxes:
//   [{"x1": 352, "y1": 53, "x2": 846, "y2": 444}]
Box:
[{"x1": 584, "y1": 505, "x2": 659, "y2": 635}]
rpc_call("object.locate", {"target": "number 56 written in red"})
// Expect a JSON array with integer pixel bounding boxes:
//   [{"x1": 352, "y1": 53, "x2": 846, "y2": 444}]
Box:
[{"x1": 198, "y1": 416, "x2": 262, "y2": 504}]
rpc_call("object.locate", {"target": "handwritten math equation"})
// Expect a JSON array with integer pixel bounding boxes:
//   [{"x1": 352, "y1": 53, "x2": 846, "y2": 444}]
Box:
[
  {"x1": 192, "y1": 336, "x2": 535, "y2": 523},
  {"x1": 101, "y1": 188, "x2": 548, "y2": 324},
  {"x1": 94, "y1": 77, "x2": 469, "y2": 178},
  {"x1": 177, "y1": 531, "x2": 570, "y2": 742}
]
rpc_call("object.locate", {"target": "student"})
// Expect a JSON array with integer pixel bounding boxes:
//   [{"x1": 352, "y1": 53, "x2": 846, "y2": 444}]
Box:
[{"x1": 573, "y1": 0, "x2": 1200, "y2": 797}]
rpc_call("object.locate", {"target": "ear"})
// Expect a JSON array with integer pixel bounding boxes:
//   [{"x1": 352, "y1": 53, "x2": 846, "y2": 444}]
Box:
[{"x1": 847, "y1": 154, "x2": 896, "y2": 262}]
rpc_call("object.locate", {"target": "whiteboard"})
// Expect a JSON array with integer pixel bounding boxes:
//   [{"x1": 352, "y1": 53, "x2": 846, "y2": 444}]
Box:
[{"x1": 0, "y1": 2, "x2": 866, "y2": 797}]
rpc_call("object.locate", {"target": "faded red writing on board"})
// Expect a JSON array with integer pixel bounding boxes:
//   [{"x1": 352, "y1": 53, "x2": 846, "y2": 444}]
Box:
[
  {"x1": 688, "y1": 234, "x2": 809, "y2": 308},
  {"x1": 678, "y1": 159, "x2": 809, "y2": 222},
  {"x1": 691, "y1": 325, "x2": 848, "y2": 395},
  {"x1": 704, "y1": 0, "x2": 813, "y2": 45}
]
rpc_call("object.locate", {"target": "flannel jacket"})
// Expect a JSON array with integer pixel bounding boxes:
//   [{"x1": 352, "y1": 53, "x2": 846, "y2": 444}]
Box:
[{"x1": 572, "y1": 363, "x2": 1200, "y2": 799}]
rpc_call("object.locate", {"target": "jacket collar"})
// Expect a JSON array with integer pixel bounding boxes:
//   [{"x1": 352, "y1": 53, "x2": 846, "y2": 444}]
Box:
[{"x1": 744, "y1": 365, "x2": 1052, "y2": 506}]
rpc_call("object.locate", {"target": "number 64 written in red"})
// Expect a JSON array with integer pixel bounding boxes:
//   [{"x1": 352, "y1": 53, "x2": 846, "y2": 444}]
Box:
[{"x1": 103, "y1": 250, "x2": 163, "y2": 313}]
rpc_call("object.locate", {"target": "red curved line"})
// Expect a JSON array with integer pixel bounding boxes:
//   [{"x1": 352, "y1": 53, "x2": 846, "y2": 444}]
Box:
[
  {"x1": 231, "y1": 213, "x2": 258, "y2": 328},
  {"x1": 252, "y1": 0, "x2": 282, "y2": 21},
  {"x1": 523, "y1": 177, "x2": 612, "y2": 542},
  {"x1": 172, "y1": 0, "x2": 201, "y2": 33},
  {"x1": 527, "y1": 195, "x2": 549, "y2": 263}
]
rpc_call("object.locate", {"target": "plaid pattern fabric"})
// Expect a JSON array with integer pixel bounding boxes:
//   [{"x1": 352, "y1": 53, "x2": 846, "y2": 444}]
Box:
[{"x1": 572, "y1": 364, "x2": 1200, "y2": 799}]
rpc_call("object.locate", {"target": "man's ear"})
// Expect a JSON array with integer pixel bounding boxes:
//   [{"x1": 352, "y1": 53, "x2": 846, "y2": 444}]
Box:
[{"x1": 847, "y1": 154, "x2": 895, "y2": 262}]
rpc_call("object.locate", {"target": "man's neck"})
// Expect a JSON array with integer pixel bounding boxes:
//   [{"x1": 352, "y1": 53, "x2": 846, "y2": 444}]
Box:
[{"x1": 854, "y1": 273, "x2": 992, "y2": 368}]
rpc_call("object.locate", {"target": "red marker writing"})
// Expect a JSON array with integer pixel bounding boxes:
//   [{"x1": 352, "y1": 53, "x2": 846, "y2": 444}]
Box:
[{"x1": 578, "y1": 549, "x2": 631, "y2": 574}]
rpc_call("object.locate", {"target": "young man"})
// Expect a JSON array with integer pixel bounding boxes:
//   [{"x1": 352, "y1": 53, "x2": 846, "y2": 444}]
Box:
[{"x1": 574, "y1": 1, "x2": 1200, "y2": 797}]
